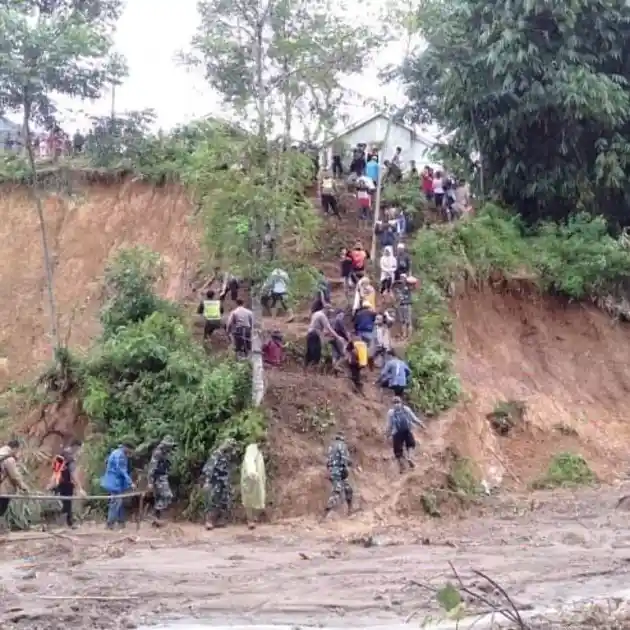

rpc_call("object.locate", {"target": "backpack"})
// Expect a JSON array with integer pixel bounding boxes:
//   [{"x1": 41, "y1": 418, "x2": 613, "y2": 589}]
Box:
[{"x1": 392, "y1": 406, "x2": 411, "y2": 433}]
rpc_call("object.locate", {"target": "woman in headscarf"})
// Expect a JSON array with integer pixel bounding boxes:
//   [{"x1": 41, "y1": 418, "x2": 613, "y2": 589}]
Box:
[{"x1": 379, "y1": 245, "x2": 397, "y2": 296}]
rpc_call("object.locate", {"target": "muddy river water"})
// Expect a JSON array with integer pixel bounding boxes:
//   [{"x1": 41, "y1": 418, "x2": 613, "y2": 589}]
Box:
[{"x1": 2, "y1": 486, "x2": 630, "y2": 629}]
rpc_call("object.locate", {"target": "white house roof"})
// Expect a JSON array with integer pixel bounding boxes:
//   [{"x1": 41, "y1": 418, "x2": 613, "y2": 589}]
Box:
[{"x1": 325, "y1": 113, "x2": 438, "y2": 148}]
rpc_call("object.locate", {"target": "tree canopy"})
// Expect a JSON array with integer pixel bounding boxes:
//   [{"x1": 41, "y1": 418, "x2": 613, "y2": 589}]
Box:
[{"x1": 402, "y1": 0, "x2": 630, "y2": 227}]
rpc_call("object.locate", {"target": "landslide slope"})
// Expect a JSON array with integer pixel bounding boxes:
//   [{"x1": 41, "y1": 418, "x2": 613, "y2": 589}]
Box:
[
  {"x1": 0, "y1": 181, "x2": 200, "y2": 389},
  {"x1": 1, "y1": 180, "x2": 630, "y2": 521}
]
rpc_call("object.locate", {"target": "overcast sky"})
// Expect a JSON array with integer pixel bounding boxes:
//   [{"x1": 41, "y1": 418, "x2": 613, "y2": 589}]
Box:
[{"x1": 46, "y1": 0, "x2": 412, "y2": 134}]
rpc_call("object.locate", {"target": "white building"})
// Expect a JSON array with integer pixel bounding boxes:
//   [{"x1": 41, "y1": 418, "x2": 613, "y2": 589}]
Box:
[{"x1": 320, "y1": 113, "x2": 437, "y2": 170}]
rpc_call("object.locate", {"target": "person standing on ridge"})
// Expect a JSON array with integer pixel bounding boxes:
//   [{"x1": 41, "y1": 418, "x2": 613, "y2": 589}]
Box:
[
  {"x1": 48, "y1": 438, "x2": 85, "y2": 529},
  {"x1": 147, "y1": 435, "x2": 176, "y2": 527},
  {"x1": 385, "y1": 397, "x2": 425, "y2": 473},
  {"x1": 324, "y1": 433, "x2": 353, "y2": 518},
  {"x1": 202, "y1": 438, "x2": 237, "y2": 531}
]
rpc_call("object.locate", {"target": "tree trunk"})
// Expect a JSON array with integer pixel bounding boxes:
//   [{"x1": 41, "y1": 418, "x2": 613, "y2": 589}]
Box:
[
  {"x1": 255, "y1": 24, "x2": 266, "y2": 140},
  {"x1": 23, "y1": 101, "x2": 60, "y2": 361},
  {"x1": 250, "y1": 288, "x2": 265, "y2": 406},
  {"x1": 370, "y1": 114, "x2": 393, "y2": 261}
]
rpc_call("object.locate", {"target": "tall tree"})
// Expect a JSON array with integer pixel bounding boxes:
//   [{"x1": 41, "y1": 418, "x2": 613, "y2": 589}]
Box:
[
  {"x1": 186, "y1": 0, "x2": 377, "y2": 142},
  {"x1": 0, "y1": 0, "x2": 126, "y2": 359},
  {"x1": 402, "y1": 0, "x2": 630, "y2": 226},
  {"x1": 184, "y1": 131, "x2": 319, "y2": 405}
]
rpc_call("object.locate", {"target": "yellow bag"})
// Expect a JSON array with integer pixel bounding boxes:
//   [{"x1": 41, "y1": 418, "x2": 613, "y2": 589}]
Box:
[{"x1": 353, "y1": 340, "x2": 368, "y2": 368}]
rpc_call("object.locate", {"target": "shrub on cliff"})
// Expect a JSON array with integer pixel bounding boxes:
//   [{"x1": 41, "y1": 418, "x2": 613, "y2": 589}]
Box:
[{"x1": 81, "y1": 247, "x2": 265, "y2": 504}]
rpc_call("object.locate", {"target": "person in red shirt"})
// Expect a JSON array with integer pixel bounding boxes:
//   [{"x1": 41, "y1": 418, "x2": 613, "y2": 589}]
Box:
[
  {"x1": 262, "y1": 331, "x2": 284, "y2": 366},
  {"x1": 422, "y1": 165, "x2": 434, "y2": 201}
]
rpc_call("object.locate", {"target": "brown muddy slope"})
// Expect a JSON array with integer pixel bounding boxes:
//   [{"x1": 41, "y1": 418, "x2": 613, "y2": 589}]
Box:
[
  {"x1": 0, "y1": 181, "x2": 200, "y2": 388},
  {"x1": 446, "y1": 288, "x2": 630, "y2": 489}
]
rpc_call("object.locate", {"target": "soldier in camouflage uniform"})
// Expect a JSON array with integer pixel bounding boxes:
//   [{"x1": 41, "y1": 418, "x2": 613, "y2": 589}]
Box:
[
  {"x1": 324, "y1": 432, "x2": 353, "y2": 517},
  {"x1": 147, "y1": 435, "x2": 176, "y2": 527},
  {"x1": 202, "y1": 438, "x2": 237, "y2": 530}
]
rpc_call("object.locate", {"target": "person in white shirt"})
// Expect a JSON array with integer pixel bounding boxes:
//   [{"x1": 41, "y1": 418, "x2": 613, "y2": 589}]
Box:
[
  {"x1": 432, "y1": 171, "x2": 445, "y2": 207},
  {"x1": 379, "y1": 246, "x2": 397, "y2": 296}
]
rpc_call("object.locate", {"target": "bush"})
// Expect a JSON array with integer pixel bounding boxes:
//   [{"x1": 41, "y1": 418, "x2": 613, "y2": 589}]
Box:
[
  {"x1": 381, "y1": 179, "x2": 428, "y2": 214},
  {"x1": 79, "y1": 247, "x2": 265, "y2": 510},
  {"x1": 533, "y1": 452, "x2": 596, "y2": 489},
  {"x1": 406, "y1": 282, "x2": 461, "y2": 415}
]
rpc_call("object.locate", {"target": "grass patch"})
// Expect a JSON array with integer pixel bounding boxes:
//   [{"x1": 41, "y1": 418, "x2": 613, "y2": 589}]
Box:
[
  {"x1": 487, "y1": 399, "x2": 526, "y2": 436},
  {"x1": 533, "y1": 452, "x2": 596, "y2": 489}
]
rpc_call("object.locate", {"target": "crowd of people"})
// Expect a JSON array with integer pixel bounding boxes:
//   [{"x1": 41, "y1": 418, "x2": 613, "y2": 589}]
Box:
[
  {"x1": 0, "y1": 142, "x2": 453, "y2": 531},
  {"x1": 2, "y1": 126, "x2": 86, "y2": 158}
]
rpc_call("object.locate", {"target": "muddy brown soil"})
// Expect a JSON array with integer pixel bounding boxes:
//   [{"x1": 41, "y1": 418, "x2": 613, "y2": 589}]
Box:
[{"x1": 3, "y1": 485, "x2": 630, "y2": 629}]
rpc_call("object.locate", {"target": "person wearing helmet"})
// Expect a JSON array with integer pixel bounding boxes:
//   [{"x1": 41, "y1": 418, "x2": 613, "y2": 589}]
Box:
[
  {"x1": 147, "y1": 435, "x2": 176, "y2": 527},
  {"x1": 324, "y1": 433, "x2": 353, "y2": 517},
  {"x1": 202, "y1": 438, "x2": 237, "y2": 530}
]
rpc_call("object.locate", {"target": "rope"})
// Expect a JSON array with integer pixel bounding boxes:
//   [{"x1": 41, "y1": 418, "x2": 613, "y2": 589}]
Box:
[{"x1": 0, "y1": 491, "x2": 146, "y2": 501}]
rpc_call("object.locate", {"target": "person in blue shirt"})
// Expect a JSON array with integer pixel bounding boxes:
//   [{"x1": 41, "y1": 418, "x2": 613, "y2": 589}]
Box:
[
  {"x1": 353, "y1": 300, "x2": 376, "y2": 345},
  {"x1": 365, "y1": 155, "x2": 380, "y2": 185},
  {"x1": 100, "y1": 440, "x2": 135, "y2": 529},
  {"x1": 377, "y1": 351, "x2": 412, "y2": 397}
]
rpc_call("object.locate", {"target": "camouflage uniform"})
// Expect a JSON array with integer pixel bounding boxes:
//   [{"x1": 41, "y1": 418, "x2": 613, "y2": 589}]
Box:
[
  {"x1": 325, "y1": 434, "x2": 353, "y2": 513},
  {"x1": 148, "y1": 435, "x2": 176, "y2": 514},
  {"x1": 202, "y1": 439, "x2": 236, "y2": 527}
]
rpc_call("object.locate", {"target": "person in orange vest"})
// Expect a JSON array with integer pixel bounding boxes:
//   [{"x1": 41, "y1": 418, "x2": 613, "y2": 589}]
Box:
[{"x1": 48, "y1": 439, "x2": 86, "y2": 529}]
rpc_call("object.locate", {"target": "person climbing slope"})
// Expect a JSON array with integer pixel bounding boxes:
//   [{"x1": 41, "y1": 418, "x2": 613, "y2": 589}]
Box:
[
  {"x1": 346, "y1": 338, "x2": 367, "y2": 395},
  {"x1": 147, "y1": 435, "x2": 176, "y2": 527},
  {"x1": 370, "y1": 312, "x2": 393, "y2": 368},
  {"x1": 320, "y1": 169, "x2": 340, "y2": 218},
  {"x1": 340, "y1": 248, "x2": 354, "y2": 305},
  {"x1": 226, "y1": 298, "x2": 253, "y2": 358},
  {"x1": 395, "y1": 243, "x2": 412, "y2": 281},
  {"x1": 197, "y1": 290, "x2": 224, "y2": 343},
  {"x1": 394, "y1": 274, "x2": 414, "y2": 340},
  {"x1": 349, "y1": 241, "x2": 369, "y2": 284},
  {"x1": 324, "y1": 433, "x2": 353, "y2": 518},
  {"x1": 385, "y1": 397, "x2": 425, "y2": 473},
  {"x1": 353, "y1": 299, "x2": 376, "y2": 345},
  {"x1": 261, "y1": 267, "x2": 293, "y2": 321},
  {"x1": 202, "y1": 438, "x2": 237, "y2": 531},
  {"x1": 352, "y1": 276, "x2": 376, "y2": 315},
  {"x1": 379, "y1": 245, "x2": 397, "y2": 297},
  {"x1": 378, "y1": 351, "x2": 412, "y2": 397},
  {"x1": 330, "y1": 308, "x2": 350, "y2": 371},
  {"x1": 305, "y1": 306, "x2": 345, "y2": 372}
]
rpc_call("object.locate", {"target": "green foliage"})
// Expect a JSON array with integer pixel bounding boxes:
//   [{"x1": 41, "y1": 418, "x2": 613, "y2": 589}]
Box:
[
  {"x1": 100, "y1": 246, "x2": 174, "y2": 337},
  {"x1": 0, "y1": 1, "x2": 126, "y2": 126},
  {"x1": 381, "y1": 178, "x2": 428, "y2": 214},
  {"x1": 411, "y1": 203, "x2": 630, "y2": 301},
  {"x1": 533, "y1": 452, "x2": 596, "y2": 489},
  {"x1": 186, "y1": 0, "x2": 379, "y2": 140},
  {"x1": 403, "y1": 0, "x2": 630, "y2": 225},
  {"x1": 447, "y1": 456, "x2": 481, "y2": 496},
  {"x1": 79, "y1": 247, "x2": 265, "y2": 510},
  {"x1": 406, "y1": 281, "x2": 461, "y2": 415},
  {"x1": 437, "y1": 583, "x2": 462, "y2": 614},
  {"x1": 184, "y1": 131, "x2": 320, "y2": 283}
]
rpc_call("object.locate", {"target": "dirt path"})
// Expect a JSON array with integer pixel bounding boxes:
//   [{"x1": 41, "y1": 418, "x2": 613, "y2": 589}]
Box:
[{"x1": 2, "y1": 485, "x2": 630, "y2": 629}]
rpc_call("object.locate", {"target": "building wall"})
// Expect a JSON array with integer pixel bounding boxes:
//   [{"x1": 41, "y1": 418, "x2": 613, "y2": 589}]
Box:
[{"x1": 323, "y1": 117, "x2": 433, "y2": 171}]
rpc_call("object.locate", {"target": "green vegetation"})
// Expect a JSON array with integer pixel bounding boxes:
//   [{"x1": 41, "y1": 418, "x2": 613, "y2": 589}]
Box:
[
  {"x1": 533, "y1": 452, "x2": 596, "y2": 489},
  {"x1": 406, "y1": 203, "x2": 630, "y2": 416},
  {"x1": 80, "y1": 247, "x2": 265, "y2": 500},
  {"x1": 403, "y1": 0, "x2": 630, "y2": 227}
]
